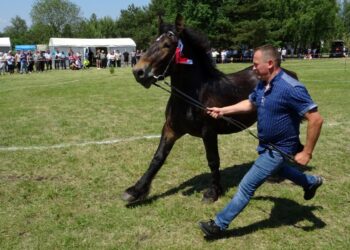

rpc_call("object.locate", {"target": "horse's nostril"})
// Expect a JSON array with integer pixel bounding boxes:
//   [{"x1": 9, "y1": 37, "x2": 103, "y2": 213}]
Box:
[
  {"x1": 137, "y1": 69, "x2": 144, "y2": 77},
  {"x1": 133, "y1": 67, "x2": 146, "y2": 80}
]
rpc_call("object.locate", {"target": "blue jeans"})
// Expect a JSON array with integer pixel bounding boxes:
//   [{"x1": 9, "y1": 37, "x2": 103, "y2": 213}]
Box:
[
  {"x1": 215, "y1": 149, "x2": 317, "y2": 230},
  {"x1": 20, "y1": 61, "x2": 27, "y2": 73}
]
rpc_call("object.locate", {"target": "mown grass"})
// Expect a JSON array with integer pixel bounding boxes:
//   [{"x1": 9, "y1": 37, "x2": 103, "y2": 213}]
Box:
[{"x1": 0, "y1": 59, "x2": 349, "y2": 249}]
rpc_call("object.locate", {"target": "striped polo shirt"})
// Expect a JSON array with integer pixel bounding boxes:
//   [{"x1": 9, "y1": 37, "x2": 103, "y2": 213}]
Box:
[{"x1": 249, "y1": 70, "x2": 317, "y2": 155}]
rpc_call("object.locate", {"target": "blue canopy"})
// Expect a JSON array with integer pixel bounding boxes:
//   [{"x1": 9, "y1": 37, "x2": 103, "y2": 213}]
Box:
[{"x1": 15, "y1": 45, "x2": 37, "y2": 51}]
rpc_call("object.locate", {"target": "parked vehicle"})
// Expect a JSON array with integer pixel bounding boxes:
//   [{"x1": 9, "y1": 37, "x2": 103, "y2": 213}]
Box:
[{"x1": 330, "y1": 40, "x2": 347, "y2": 58}]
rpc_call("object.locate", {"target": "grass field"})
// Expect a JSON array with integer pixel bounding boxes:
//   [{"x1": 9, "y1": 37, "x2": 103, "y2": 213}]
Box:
[{"x1": 0, "y1": 59, "x2": 349, "y2": 249}]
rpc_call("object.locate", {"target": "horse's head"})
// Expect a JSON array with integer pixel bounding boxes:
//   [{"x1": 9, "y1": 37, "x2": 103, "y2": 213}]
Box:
[{"x1": 132, "y1": 15, "x2": 185, "y2": 88}]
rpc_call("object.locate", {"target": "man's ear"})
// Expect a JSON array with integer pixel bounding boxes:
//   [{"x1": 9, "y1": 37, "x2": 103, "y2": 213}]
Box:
[
  {"x1": 268, "y1": 59, "x2": 274, "y2": 69},
  {"x1": 175, "y1": 14, "x2": 185, "y2": 34}
]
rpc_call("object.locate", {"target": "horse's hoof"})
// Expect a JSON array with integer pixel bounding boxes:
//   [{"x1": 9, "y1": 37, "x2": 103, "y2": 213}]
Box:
[
  {"x1": 202, "y1": 187, "x2": 222, "y2": 203},
  {"x1": 202, "y1": 196, "x2": 216, "y2": 203},
  {"x1": 202, "y1": 192, "x2": 219, "y2": 203},
  {"x1": 121, "y1": 191, "x2": 137, "y2": 203},
  {"x1": 121, "y1": 187, "x2": 150, "y2": 204}
]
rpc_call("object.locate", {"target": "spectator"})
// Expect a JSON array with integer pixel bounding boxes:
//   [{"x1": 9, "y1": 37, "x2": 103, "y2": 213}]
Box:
[
  {"x1": 115, "y1": 50, "x2": 121, "y2": 67},
  {"x1": 70, "y1": 57, "x2": 82, "y2": 70},
  {"x1": 54, "y1": 49, "x2": 60, "y2": 69},
  {"x1": 95, "y1": 49, "x2": 101, "y2": 69},
  {"x1": 100, "y1": 50, "x2": 106, "y2": 68},
  {"x1": 107, "y1": 51, "x2": 112, "y2": 67},
  {"x1": 211, "y1": 48, "x2": 219, "y2": 65},
  {"x1": 45, "y1": 50, "x2": 52, "y2": 70},
  {"x1": 0, "y1": 52, "x2": 5, "y2": 75},
  {"x1": 68, "y1": 53, "x2": 74, "y2": 66},
  {"x1": 38, "y1": 51, "x2": 46, "y2": 72},
  {"x1": 27, "y1": 51, "x2": 34, "y2": 74},
  {"x1": 221, "y1": 49, "x2": 226, "y2": 63},
  {"x1": 20, "y1": 50, "x2": 28, "y2": 74},
  {"x1": 281, "y1": 47, "x2": 287, "y2": 61},
  {"x1": 131, "y1": 50, "x2": 137, "y2": 67},
  {"x1": 33, "y1": 50, "x2": 39, "y2": 71},
  {"x1": 15, "y1": 50, "x2": 21, "y2": 73},
  {"x1": 110, "y1": 50, "x2": 116, "y2": 67},
  {"x1": 123, "y1": 50, "x2": 129, "y2": 67},
  {"x1": 60, "y1": 51, "x2": 66, "y2": 69},
  {"x1": 6, "y1": 51, "x2": 15, "y2": 74}
]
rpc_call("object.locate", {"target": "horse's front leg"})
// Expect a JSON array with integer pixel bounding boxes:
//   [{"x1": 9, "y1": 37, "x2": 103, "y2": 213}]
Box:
[
  {"x1": 202, "y1": 131, "x2": 222, "y2": 203},
  {"x1": 122, "y1": 124, "x2": 181, "y2": 203}
]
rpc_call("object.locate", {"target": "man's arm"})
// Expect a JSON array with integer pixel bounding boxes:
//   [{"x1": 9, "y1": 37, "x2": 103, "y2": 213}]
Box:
[
  {"x1": 206, "y1": 99, "x2": 256, "y2": 119},
  {"x1": 294, "y1": 110, "x2": 323, "y2": 166}
]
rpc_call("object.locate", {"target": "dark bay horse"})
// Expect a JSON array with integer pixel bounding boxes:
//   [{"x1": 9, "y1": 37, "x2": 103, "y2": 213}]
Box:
[{"x1": 122, "y1": 15, "x2": 297, "y2": 204}]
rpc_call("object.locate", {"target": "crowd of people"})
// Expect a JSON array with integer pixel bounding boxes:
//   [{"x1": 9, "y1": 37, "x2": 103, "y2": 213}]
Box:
[
  {"x1": 0, "y1": 48, "x2": 143, "y2": 75},
  {"x1": 93, "y1": 49, "x2": 142, "y2": 69},
  {"x1": 210, "y1": 46, "x2": 344, "y2": 65}
]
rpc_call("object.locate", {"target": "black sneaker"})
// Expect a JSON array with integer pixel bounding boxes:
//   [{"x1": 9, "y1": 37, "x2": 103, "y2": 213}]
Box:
[
  {"x1": 198, "y1": 219, "x2": 223, "y2": 237},
  {"x1": 304, "y1": 176, "x2": 323, "y2": 200}
]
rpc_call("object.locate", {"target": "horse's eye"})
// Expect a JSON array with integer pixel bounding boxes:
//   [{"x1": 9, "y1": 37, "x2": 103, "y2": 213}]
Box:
[{"x1": 163, "y1": 43, "x2": 171, "y2": 49}]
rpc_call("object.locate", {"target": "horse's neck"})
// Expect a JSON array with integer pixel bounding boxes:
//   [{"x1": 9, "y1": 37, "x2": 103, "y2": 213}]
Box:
[
  {"x1": 171, "y1": 63, "x2": 220, "y2": 91},
  {"x1": 170, "y1": 71, "x2": 202, "y2": 94}
]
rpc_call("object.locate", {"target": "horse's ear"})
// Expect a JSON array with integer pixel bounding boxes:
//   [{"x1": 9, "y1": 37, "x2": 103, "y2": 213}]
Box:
[
  {"x1": 175, "y1": 14, "x2": 185, "y2": 34},
  {"x1": 158, "y1": 15, "x2": 164, "y2": 35}
]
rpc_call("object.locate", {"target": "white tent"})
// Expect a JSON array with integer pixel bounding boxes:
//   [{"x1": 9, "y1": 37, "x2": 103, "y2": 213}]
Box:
[
  {"x1": 48, "y1": 37, "x2": 136, "y2": 58},
  {"x1": 0, "y1": 37, "x2": 11, "y2": 52}
]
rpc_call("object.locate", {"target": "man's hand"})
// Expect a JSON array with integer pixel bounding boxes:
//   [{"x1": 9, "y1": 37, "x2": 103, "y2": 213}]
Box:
[
  {"x1": 206, "y1": 107, "x2": 223, "y2": 119},
  {"x1": 294, "y1": 151, "x2": 312, "y2": 166}
]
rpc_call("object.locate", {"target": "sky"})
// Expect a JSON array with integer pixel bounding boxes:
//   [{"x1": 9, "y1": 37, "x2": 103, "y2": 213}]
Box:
[{"x1": 0, "y1": 0, "x2": 151, "y2": 32}]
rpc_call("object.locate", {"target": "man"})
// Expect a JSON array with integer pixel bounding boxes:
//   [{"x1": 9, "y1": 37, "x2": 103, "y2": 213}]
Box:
[{"x1": 199, "y1": 44, "x2": 324, "y2": 237}]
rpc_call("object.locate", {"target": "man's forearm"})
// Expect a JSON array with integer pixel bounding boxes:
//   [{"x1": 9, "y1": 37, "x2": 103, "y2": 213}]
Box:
[
  {"x1": 222, "y1": 99, "x2": 255, "y2": 116},
  {"x1": 303, "y1": 112, "x2": 324, "y2": 156}
]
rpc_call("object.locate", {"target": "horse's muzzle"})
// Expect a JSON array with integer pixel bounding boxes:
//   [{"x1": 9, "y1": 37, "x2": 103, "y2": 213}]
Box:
[{"x1": 132, "y1": 65, "x2": 155, "y2": 88}]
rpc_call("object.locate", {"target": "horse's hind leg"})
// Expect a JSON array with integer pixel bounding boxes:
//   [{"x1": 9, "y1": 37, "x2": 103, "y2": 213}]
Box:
[
  {"x1": 202, "y1": 132, "x2": 222, "y2": 203},
  {"x1": 122, "y1": 124, "x2": 181, "y2": 203}
]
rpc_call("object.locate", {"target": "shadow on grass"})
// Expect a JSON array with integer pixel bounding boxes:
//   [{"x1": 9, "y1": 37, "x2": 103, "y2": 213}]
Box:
[
  {"x1": 204, "y1": 195, "x2": 326, "y2": 241},
  {"x1": 126, "y1": 161, "x2": 314, "y2": 208}
]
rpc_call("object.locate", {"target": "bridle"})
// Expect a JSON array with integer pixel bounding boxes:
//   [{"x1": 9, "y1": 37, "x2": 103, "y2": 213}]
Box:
[
  {"x1": 152, "y1": 31, "x2": 178, "y2": 81},
  {"x1": 150, "y1": 31, "x2": 297, "y2": 164}
]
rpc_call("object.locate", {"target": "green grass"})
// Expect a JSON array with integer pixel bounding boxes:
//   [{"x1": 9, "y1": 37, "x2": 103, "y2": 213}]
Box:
[{"x1": 0, "y1": 59, "x2": 349, "y2": 249}]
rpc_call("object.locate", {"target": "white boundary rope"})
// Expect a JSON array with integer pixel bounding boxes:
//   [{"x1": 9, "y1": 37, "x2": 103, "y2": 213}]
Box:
[
  {"x1": 0, "y1": 135, "x2": 161, "y2": 152},
  {"x1": 0, "y1": 80, "x2": 80, "y2": 93},
  {"x1": 0, "y1": 121, "x2": 345, "y2": 152}
]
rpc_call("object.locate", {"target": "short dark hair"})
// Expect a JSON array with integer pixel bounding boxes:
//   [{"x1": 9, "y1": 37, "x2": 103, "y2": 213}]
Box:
[{"x1": 255, "y1": 44, "x2": 281, "y2": 66}]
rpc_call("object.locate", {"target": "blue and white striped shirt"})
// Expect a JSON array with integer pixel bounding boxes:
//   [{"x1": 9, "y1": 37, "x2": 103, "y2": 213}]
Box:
[{"x1": 249, "y1": 70, "x2": 317, "y2": 155}]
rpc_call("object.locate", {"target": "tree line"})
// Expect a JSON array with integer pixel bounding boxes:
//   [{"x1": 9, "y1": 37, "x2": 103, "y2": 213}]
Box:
[{"x1": 1, "y1": 0, "x2": 350, "y2": 52}]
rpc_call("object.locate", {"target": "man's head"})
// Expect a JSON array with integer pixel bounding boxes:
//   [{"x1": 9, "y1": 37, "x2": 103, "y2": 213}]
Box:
[{"x1": 253, "y1": 45, "x2": 281, "y2": 82}]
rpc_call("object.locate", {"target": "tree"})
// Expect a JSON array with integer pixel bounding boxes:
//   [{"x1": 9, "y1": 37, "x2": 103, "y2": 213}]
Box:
[
  {"x1": 27, "y1": 23, "x2": 53, "y2": 44},
  {"x1": 344, "y1": 1, "x2": 350, "y2": 32},
  {"x1": 99, "y1": 16, "x2": 118, "y2": 38},
  {"x1": 3, "y1": 16, "x2": 29, "y2": 45},
  {"x1": 77, "y1": 14, "x2": 103, "y2": 38},
  {"x1": 30, "y1": 0, "x2": 83, "y2": 37},
  {"x1": 266, "y1": 0, "x2": 338, "y2": 49},
  {"x1": 116, "y1": 4, "x2": 155, "y2": 50}
]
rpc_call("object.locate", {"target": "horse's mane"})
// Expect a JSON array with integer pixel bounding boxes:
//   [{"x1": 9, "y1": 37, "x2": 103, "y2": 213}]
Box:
[
  {"x1": 182, "y1": 28, "x2": 211, "y2": 54},
  {"x1": 180, "y1": 27, "x2": 224, "y2": 79}
]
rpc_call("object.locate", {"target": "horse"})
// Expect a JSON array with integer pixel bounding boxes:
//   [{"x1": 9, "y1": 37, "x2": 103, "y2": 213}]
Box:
[{"x1": 122, "y1": 15, "x2": 297, "y2": 204}]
